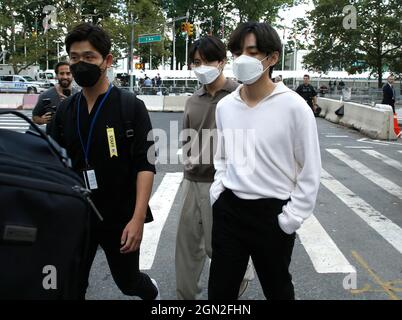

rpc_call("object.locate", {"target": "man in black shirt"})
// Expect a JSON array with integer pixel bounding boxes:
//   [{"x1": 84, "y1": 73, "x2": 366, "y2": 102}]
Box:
[
  {"x1": 50, "y1": 23, "x2": 159, "y2": 300},
  {"x1": 296, "y1": 74, "x2": 317, "y2": 113},
  {"x1": 32, "y1": 62, "x2": 78, "y2": 134}
]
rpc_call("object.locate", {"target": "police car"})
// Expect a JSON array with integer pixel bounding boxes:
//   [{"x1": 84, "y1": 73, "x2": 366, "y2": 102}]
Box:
[{"x1": 0, "y1": 75, "x2": 48, "y2": 94}]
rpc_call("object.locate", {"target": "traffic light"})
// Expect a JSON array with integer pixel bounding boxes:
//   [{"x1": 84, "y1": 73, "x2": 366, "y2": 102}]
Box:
[
  {"x1": 187, "y1": 23, "x2": 194, "y2": 37},
  {"x1": 181, "y1": 22, "x2": 188, "y2": 33},
  {"x1": 135, "y1": 63, "x2": 144, "y2": 70}
]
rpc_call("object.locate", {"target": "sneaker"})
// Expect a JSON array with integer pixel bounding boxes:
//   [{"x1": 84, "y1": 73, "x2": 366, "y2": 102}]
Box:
[
  {"x1": 151, "y1": 278, "x2": 160, "y2": 300},
  {"x1": 238, "y1": 279, "x2": 249, "y2": 298}
]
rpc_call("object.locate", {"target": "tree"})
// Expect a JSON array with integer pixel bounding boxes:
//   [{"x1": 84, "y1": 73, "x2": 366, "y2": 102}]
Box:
[
  {"x1": 0, "y1": 0, "x2": 52, "y2": 74},
  {"x1": 300, "y1": 0, "x2": 402, "y2": 87},
  {"x1": 162, "y1": 0, "x2": 295, "y2": 69},
  {"x1": 0, "y1": 0, "x2": 168, "y2": 73}
]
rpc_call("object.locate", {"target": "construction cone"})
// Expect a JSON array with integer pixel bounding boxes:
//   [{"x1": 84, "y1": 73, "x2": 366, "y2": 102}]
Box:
[{"x1": 394, "y1": 113, "x2": 401, "y2": 138}]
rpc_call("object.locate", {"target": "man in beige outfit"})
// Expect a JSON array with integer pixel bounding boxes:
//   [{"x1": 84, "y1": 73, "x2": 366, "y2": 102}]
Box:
[{"x1": 176, "y1": 36, "x2": 254, "y2": 300}]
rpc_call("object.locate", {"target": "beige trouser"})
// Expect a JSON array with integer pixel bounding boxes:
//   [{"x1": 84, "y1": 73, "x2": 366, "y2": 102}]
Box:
[{"x1": 175, "y1": 179, "x2": 254, "y2": 300}]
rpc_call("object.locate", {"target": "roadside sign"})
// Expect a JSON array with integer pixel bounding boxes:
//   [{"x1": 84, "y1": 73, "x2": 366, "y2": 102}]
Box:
[{"x1": 138, "y1": 34, "x2": 162, "y2": 44}]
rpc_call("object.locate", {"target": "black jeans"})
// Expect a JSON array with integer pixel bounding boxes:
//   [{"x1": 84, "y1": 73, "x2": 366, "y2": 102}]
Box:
[
  {"x1": 79, "y1": 223, "x2": 157, "y2": 300},
  {"x1": 208, "y1": 189, "x2": 296, "y2": 300}
]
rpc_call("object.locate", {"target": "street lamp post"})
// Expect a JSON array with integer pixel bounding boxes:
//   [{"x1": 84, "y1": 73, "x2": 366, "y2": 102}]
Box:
[
  {"x1": 129, "y1": 12, "x2": 135, "y2": 92},
  {"x1": 185, "y1": 10, "x2": 189, "y2": 88}
]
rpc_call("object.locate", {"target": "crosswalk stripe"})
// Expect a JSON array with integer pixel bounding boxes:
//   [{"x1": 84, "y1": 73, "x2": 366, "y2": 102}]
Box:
[
  {"x1": 321, "y1": 168, "x2": 402, "y2": 255},
  {"x1": 362, "y1": 150, "x2": 402, "y2": 172},
  {"x1": 327, "y1": 149, "x2": 402, "y2": 200},
  {"x1": 0, "y1": 127, "x2": 28, "y2": 130},
  {"x1": 0, "y1": 112, "x2": 32, "y2": 132},
  {"x1": 140, "y1": 172, "x2": 183, "y2": 270},
  {"x1": 297, "y1": 214, "x2": 355, "y2": 273}
]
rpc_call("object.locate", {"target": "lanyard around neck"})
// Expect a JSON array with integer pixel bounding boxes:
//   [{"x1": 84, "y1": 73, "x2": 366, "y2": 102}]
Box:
[{"x1": 77, "y1": 84, "x2": 113, "y2": 166}]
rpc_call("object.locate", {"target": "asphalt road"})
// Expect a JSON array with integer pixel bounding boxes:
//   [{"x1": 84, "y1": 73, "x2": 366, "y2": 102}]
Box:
[{"x1": 1, "y1": 109, "x2": 401, "y2": 300}]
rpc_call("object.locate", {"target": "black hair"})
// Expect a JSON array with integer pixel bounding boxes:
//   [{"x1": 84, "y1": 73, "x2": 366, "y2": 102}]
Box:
[
  {"x1": 54, "y1": 61, "x2": 70, "y2": 75},
  {"x1": 65, "y1": 23, "x2": 111, "y2": 58},
  {"x1": 189, "y1": 35, "x2": 226, "y2": 63},
  {"x1": 228, "y1": 22, "x2": 282, "y2": 77},
  {"x1": 304, "y1": 74, "x2": 310, "y2": 78}
]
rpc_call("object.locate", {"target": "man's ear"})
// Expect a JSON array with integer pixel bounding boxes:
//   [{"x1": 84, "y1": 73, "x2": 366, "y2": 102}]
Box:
[
  {"x1": 105, "y1": 53, "x2": 113, "y2": 68},
  {"x1": 268, "y1": 51, "x2": 280, "y2": 66}
]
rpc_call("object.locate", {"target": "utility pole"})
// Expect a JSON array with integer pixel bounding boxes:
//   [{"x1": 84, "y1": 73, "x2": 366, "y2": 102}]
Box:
[
  {"x1": 185, "y1": 10, "x2": 189, "y2": 88},
  {"x1": 172, "y1": 20, "x2": 176, "y2": 71},
  {"x1": 35, "y1": 17, "x2": 38, "y2": 66},
  {"x1": 150, "y1": 46, "x2": 152, "y2": 70},
  {"x1": 12, "y1": 14, "x2": 16, "y2": 53},
  {"x1": 24, "y1": 16, "x2": 27, "y2": 62},
  {"x1": 168, "y1": 15, "x2": 186, "y2": 87},
  {"x1": 129, "y1": 12, "x2": 135, "y2": 92}
]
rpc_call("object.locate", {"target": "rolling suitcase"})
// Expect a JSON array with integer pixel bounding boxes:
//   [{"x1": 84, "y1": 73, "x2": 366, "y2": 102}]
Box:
[{"x1": 0, "y1": 111, "x2": 100, "y2": 300}]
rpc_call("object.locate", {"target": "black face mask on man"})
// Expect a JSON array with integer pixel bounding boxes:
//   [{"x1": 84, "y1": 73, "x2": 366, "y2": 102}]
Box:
[{"x1": 70, "y1": 60, "x2": 105, "y2": 87}]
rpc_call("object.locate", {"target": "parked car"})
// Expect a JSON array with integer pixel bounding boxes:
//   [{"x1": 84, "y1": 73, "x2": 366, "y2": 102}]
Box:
[{"x1": 0, "y1": 75, "x2": 48, "y2": 94}]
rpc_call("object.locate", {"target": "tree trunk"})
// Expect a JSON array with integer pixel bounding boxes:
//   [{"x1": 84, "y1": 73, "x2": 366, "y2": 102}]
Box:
[{"x1": 377, "y1": 58, "x2": 382, "y2": 89}]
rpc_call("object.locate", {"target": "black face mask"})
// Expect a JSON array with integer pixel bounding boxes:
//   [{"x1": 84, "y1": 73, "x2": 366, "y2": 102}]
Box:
[{"x1": 70, "y1": 61, "x2": 104, "y2": 87}]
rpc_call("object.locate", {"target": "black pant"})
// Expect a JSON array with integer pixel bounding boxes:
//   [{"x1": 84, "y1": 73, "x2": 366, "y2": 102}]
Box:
[
  {"x1": 79, "y1": 223, "x2": 157, "y2": 300},
  {"x1": 208, "y1": 189, "x2": 296, "y2": 300}
]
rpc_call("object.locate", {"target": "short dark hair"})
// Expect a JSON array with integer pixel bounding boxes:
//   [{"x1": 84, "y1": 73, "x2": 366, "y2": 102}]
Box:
[
  {"x1": 54, "y1": 61, "x2": 70, "y2": 75},
  {"x1": 189, "y1": 36, "x2": 226, "y2": 63},
  {"x1": 65, "y1": 23, "x2": 111, "y2": 58},
  {"x1": 304, "y1": 74, "x2": 310, "y2": 78},
  {"x1": 228, "y1": 22, "x2": 282, "y2": 77}
]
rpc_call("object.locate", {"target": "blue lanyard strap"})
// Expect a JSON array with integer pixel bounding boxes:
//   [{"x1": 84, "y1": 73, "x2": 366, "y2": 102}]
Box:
[{"x1": 77, "y1": 84, "x2": 113, "y2": 166}]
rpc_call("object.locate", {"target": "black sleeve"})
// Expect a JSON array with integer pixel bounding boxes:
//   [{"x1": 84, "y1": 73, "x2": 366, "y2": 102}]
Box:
[
  {"x1": 32, "y1": 92, "x2": 47, "y2": 117},
  {"x1": 131, "y1": 98, "x2": 156, "y2": 174},
  {"x1": 311, "y1": 85, "x2": 317, "y2": 97},
  {"x1": 49, "y1": 98, "x2": 68, "y2": 148},
  {"x1": 295, "y1": 85, "x2": 302, "y2": 95}
]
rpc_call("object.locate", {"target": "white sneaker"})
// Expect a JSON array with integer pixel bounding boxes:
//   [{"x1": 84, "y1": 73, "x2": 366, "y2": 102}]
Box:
[{"x1": 151, "y1": 278, "x2": 160, "y2": 300}]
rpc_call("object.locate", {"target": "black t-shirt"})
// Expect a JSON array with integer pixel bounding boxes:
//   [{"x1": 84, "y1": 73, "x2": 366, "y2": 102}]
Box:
[
  {"x1": 296, "y1": 84, "x2": 317, "y2": 108},
  {"x1": 50, "y1": 86, "x2": 156, "y2": 224},
  {"x1": 32, "y1": 87, "x2": 78, "y2": 134}
]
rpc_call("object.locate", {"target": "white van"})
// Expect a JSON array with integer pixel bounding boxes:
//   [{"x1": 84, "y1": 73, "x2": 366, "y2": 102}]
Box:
[
  {"x1": 36, "y1": 70, "x2": 58, "y2": 86},
  {"x1": 0, "y1": 75, "x2": 48, "y2": 94}
]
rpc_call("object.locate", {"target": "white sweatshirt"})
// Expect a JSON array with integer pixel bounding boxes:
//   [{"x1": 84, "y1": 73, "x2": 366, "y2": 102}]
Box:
[{"x1": 210, "y1": 82, "x2": 321, "y2": 234}]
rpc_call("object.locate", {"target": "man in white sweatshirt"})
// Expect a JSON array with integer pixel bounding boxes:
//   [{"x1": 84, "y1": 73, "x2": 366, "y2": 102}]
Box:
[{"x1": 208, "y1": 22, "x2": 321, "y2": 300}]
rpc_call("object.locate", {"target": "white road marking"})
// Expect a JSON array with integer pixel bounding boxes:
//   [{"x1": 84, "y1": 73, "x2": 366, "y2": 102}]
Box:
[
  {"x1": 326, "y1": 135, "x2": 349, "y2": 138},
  {"x1": 327, "y1": 149, "x2": 402, "y2": 200},
  {"x1": 297, "y1": 215, "x2": 355, "y2": 273},
  {"x1": 362, "y1": 150, "x2": 402, "y2": 171},
  {"x1": 321, "y1": 168, "x2": 402, "y2": 255},
  {"x1": 357, "y1": 138, "x2": 389, "y2": 146},
  {"x1": 140, "y1": 172, "x2": 183, "y2": 270},
  {"x1": 344, "y1": 146, "x2": 373, "y2": 149}
]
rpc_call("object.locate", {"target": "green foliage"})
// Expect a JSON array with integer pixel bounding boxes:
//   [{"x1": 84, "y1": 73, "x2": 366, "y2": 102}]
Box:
[{"x1": 300, "y1": 0, "x2": 402, "y2": 87}]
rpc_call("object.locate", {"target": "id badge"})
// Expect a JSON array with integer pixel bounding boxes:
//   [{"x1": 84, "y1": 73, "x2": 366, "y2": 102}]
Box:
[
  {"x1": 107, "y1": 127, "x2": 118, "y2": 158},
  {"x1": 83, "y1": 169, "x2": 98, "y2": 190}
]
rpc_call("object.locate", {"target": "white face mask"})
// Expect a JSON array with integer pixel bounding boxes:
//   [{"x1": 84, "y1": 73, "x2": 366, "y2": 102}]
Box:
[
  {"x1": 193, "y1": 65, "x2": 222, "y2": 85},
  {"x1": 232, "y1": 55, "x2": 270, "y2": 85}
]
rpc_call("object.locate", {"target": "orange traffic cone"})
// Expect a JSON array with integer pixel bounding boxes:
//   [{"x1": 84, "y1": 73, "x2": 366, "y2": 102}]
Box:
[{"x1": 394, "y1": 113, "x2": 401, "y2": 138}]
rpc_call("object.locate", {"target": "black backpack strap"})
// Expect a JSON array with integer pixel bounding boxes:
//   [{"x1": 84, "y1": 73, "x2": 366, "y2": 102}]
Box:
[
  {"x1": 118, "y1": 88, "x2": 154, "y2": 224},
  {"x1": 119, "y1": 88, "x2": 137, "y2": 158}
]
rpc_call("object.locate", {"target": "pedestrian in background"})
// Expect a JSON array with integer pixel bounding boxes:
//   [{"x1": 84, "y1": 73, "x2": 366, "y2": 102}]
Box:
[
  {"x1": 382, "y1": 74, "x2": 396, "y2": 113},
  {"x1": 32, "y1": 61, "x2": 78, "y2": 133},
  {"x1": 296, "y1": 74, "x2": 318, "y2": 113}
]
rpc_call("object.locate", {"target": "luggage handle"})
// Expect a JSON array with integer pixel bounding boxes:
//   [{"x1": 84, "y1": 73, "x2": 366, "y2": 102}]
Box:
[{"x1": 0, "y1": 110, "x2": 71, "y2": 168}]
